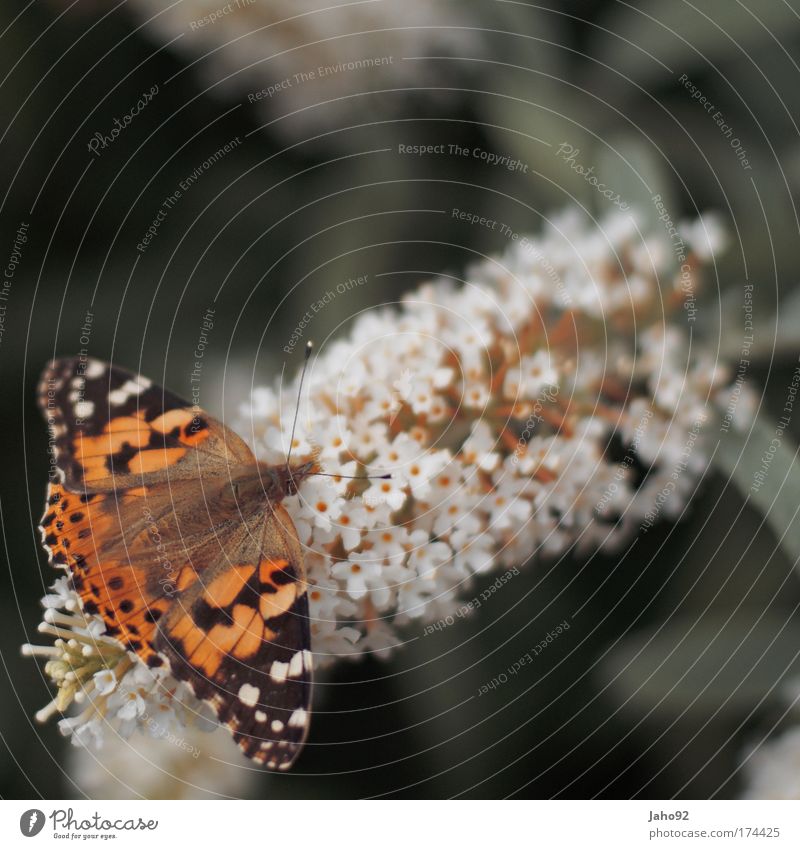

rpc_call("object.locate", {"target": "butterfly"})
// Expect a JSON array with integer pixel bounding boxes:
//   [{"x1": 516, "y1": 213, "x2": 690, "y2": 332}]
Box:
[{"x1": 37, "y1": 356, "x2": 319, "y2": 770}]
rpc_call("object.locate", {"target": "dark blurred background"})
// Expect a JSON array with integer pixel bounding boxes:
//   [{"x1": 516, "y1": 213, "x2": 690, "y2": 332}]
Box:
[{"x1": 1, "y1": 0, "x2": 800, "y2": 799}]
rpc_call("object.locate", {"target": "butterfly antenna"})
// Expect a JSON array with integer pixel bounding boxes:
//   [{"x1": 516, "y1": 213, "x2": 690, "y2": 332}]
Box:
[
  {"x1": 285, "y1": 340, "x2": 313, "y2": 469},
  {"x1": 286, "y1": 340, "x2": 391, "y2": 482},
  {"x1": 313, "y1": 471, "x2": 392, "y2": 480}
]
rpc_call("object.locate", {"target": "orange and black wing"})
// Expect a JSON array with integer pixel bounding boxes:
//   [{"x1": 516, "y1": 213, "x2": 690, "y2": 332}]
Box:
[
  {"x1": 39, "y1": 480, "x2": 193, "y2": 665},
  {"x1": 38, "y1": 357, "x2": 254, "y2": 492},
  {"x1": 156, "y1": 504, "x2": 313, "y2": 770},
  {"x1": 40, "y1": 479, "x2": 313, "y2": 769},
  {"x1": 37, "y1": 357, "x2": 313, "y2": 770}
]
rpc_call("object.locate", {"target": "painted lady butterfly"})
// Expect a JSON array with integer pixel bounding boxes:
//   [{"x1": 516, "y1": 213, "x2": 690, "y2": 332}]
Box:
[{"x1": 37, "y1": 356, "x2": 317, "y2": 770}]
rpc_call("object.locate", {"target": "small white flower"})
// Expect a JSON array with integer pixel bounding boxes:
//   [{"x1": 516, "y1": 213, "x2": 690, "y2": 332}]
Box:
[
  {"x1": 93, "y1": 669, "x2": 117, "y2": 697},
  {"x1": 331, "y1": 558, "x2": 380, "y2": 601},
  {"x1": 453, "y1": 532, "x2": 496, "y2": 575},
  {"x1": 485, "y1": 481, "x2": 533, "y2": 532},
  {"x1": 41, "y1": 577, "x2": 76, "y2": 610},
  {"x1": 298, "y1": 477, "x2": 344, "y2": 531},
  {"x1": 362, "y1": 473, "x2": 408, "y2": 512},
  {"x1": 461, "y1": 421, "x2": 501, "y2": 472},
  {"x1": 504, "y1": 351, "x2": 560, "y2": 401}
]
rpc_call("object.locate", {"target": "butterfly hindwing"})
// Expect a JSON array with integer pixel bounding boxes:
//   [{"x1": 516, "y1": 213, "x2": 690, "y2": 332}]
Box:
[
  {"x1": 156, "y1": 504, "x2": 312, "y2": 769},
  {"x1": 40, "y1": 481, "x2": 171, "y2": 665}
]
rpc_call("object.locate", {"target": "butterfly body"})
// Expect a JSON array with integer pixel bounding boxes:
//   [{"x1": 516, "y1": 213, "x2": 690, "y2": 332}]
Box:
[{"x1": 37, "y1": 357, "x2": 315, "y2": 770}]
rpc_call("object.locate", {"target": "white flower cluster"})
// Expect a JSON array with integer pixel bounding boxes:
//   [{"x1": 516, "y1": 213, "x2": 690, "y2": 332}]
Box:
[
  {"x1": 26, "y1": 208, "x2": 742, "y2": 759},
  {"x1": 69, "y1": 724, "x2": 253, "y2": 799},
  {"x1": 127, "y1": 0, "x2": 478, "y2": 142},
  {"x1": 23, "y1": 577, "x2": 212, "y2": 751},
  {"x1": 236, "y1": 209, "x2": 740, "y2": 666}
]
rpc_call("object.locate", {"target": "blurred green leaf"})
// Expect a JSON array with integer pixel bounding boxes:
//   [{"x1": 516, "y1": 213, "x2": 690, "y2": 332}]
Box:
[
  {"x1": 715, "y1": 409, "x2": 800, "y2": 563},
  {"x1": 589, "y1": 0, "x2": 800, "y2": 89},
  {"x1": 601, "y1": 614, "x2": 800, "y2": 717},
  {"x1": 595, "y1": 133, "x2": 676, "y2": 225}
]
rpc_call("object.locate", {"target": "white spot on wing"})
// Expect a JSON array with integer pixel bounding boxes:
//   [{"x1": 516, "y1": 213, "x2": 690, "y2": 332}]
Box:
[
  {"x1": 271, "y1": 720, "x2": 284, "y2": 733},
  {"x1": 255, "y1": 710, "x2": 267, "y2": 723},
  {"x1": 270, "y1": 660, "x2": 289, "y2": 683},
  {"x1": 123, "y1": 378, "x2": 145, "y2": 395},
  {"x1": 288, "y1": 708, "x2": 308, "y2": 728},
  {"x1": 85, "y1": 361, "x2": 106, "y2": 378},
  {"x1": 238, "y1": 683, "x2": 260, "y2": 706},
  {"x1": 288, "y1": 650, "x2": 304, "y2": 678},
  {"x1": 74, "y1": 401, "x2": 94, "y2": 418},
  {"x1": 108, "y1": 378, "x2": 150, "y2": 407}
]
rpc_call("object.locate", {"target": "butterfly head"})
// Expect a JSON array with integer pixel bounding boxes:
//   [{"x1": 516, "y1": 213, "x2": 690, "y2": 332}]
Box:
[{"x1": 255, "y1": 458, "x2": 321, "y2": 501}]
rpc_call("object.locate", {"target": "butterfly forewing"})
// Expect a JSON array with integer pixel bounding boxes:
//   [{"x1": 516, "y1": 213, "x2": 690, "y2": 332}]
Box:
[{"x1": 38, "y1": 357, "x2": 255, "y2": 491}]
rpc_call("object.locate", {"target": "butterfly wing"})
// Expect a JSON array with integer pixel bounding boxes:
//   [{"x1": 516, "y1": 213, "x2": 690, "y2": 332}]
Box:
[
  {"x1": 39, "y1": 357, "x2": 255, "y2": 492},
  {"x1": 38, "y1": 358, "x2": 313, "y2": 770},
  {"x1": 40, "y1": 479, "x2": 213, "y2": 664},
  {"x1": 157, "y1": 503, "x2": 313, "y2": 769}
]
